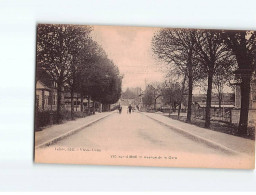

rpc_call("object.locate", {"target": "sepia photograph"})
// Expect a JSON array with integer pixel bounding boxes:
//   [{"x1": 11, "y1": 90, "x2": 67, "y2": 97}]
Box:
[{"x1": 34, "y1": 24, "x2": 255, "y2": 169}]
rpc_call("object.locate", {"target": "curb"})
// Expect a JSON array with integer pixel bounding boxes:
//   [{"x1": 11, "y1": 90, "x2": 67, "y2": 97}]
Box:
[
  {"x1": 35, "y1": 112, "x2": 115, "y2": 149},
  {"x1": 142, "y1": 112, "x2": 242, "y2": 156}
]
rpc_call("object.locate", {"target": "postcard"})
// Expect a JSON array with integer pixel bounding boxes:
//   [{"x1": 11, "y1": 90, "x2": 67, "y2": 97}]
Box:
[{"x1": 34, "y1": 24, "x2": 255, "y2": 169}]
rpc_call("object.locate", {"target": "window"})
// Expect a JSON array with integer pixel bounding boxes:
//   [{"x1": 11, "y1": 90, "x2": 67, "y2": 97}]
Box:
[
  {"x1": 44, "y1": 95, "x2": 48, "y2": 105},
  {"x1": 53, "y1": 95, "x2": 56, "y2": 105}
]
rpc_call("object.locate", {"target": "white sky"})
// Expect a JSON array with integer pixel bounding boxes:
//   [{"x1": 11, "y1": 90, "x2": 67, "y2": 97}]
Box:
[{"x1": 91, "y1": 25, "x2": 165, "y2": 91}]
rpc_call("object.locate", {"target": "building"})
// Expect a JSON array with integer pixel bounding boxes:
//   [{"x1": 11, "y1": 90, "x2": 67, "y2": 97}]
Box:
[
  {"x1": 63, "y1": 92, "x2": 96, "y2": 112},
  {"x1": 192, "y1": 93, "x2": 235, "y2": 108},
  {"x1": 35, "y1": 80, "x2": 58, "y2": 111}
]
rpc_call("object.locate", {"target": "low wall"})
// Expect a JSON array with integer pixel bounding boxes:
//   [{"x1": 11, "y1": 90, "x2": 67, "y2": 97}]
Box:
[{"x1": 231, "y1": 109, "x2": 256, "y2": 127}]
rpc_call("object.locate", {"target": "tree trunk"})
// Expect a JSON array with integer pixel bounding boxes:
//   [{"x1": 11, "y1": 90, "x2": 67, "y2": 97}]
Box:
[
  {"x1": 93, "y1": 101, "x2": 96, "y2": 114},
  {"x1": 238, "y1": 76, "x2": 251, "y2": 135},
  {"x1": 218, "y1": 95, "x2": 222, "y2": 108},
  {"x1": 99, "y1": 103, "x2": 102, "y2": 113},
  {"x1": 186, "y1": 48, "x2": 193, "y2": 123},
  {"x1": 76, "y1": 94, "x2": 78, "y2": 111},
  {"x1": 88, "y1": 96, "x2": 91, "y2": 115},
  {"x1": 218, "y1": 88, "x2": 222, "y2": 108},
  {"x1": 70, "y1": 88, "x2": 74, "y2": 120},
  {"x1": 186, "y1": 66, "x2": 193, "y2": 123},
  {"x1": 154, "y1": 98, "x2": 157, "y2": 111},
  {"x1": 169, "y1": 96, "x2": 172, "y2": 117},
  {"x1": 80, "y1": 95, "x2": 84, "y2": 113},
  {"x1": 56, "y1": 83, "x2": 62, "y2": 123},
  {"x1": 178, "y1": 74, "x2": 187, "y2": 119},
  {"x1": 178, "y1": 104, "x2": 181, "y2": 119},
  {"x1": 205, "y1": 72, "x2": 213, "y2": 128},
  {"x1": 173, "y1": 102, "x2": 177, "y2": 112}
]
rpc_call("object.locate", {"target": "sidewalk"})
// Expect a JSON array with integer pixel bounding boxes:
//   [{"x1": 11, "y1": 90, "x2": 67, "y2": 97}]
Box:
[
  {"x1": 35, "y1": 111, "x2": 114, "y2": 148},
  {"x1": 142, "y1": 112, "x2": 255, "y2": 156}
]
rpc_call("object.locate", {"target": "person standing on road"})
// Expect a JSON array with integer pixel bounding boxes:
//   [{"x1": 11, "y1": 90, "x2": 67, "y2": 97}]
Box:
[
  {"x1": 128, "y1": 104, "x2": 132, "y2": 114},
  {"x1": 118, "y1": 105, "x2": 122, "y2": 114}
]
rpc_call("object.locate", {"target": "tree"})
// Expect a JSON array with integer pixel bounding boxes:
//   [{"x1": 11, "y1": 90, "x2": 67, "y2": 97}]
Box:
[
  {"x1": 193, "y1": 30, "x2": 235, "y2": 128},
  {"x1": 142, "y1": 85, "x2": 155, "y2": 108},
  {"x1": 213, "y1": 65, "x2": 234, "y2": 108},
  {"x1": 152, "y1": 28, "x2": 200, "y2": 122},
  {"x1": 221, "y1": 30, "x2": 256, "y2": 135},
  {"x1": 142, "y1": 82, "x2": 162, "y2": 111},
  {"x1": 36, "y1": 24, "x2": 92, "y2": 122},
  {"x1": 65, "y1": 29, "x2": 96, "y2": 119},
  {"x1": 84, "y1": 56, "x2": 122, "y2": 108},
  {"x1": 37, "y1": 24, "x2": 122, "y2": 119},
  {"x1": 151, "y1": 82, "x2": 163, "y2": 111},
  {"x1": 122, "y1": 88, "x2": 137, "y2": 99},
  {"x1": 74, "y1": 40, "x2": 108, "y2": 115},
  {"x1": 162, "y1": 81, "x2": 182, "y2": 116}
]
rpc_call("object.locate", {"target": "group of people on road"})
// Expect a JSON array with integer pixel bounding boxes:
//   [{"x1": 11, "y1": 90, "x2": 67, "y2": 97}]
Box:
[{"x1": 118, "y1": 104, "x2": 133, "y2": 114}]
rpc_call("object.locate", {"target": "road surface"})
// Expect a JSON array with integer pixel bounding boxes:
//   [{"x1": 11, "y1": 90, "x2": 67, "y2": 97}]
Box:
[
  {"x1": 35, "y1": 109, "x2": 253, "y2": 168},
  {"x1": 44, "y1": 111, "x2": 228, "y2": 154}
]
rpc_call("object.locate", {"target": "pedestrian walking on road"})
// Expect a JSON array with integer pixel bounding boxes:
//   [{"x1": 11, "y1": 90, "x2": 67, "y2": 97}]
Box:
[
  {"x1": 118, "y1": 105, "x2": 122, "y2": 114},
  {"x1": 128, "y1": 104, "x2": 132, "y2": 114}
]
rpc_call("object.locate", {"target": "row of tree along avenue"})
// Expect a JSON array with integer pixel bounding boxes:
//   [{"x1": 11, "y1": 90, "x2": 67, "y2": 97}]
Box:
[
  {"x1": 36, "y1": 24, "x2": 122, "y2": 127},
  {"x1": 151, "y1": 28, "x2": 255, "y2": 136}
]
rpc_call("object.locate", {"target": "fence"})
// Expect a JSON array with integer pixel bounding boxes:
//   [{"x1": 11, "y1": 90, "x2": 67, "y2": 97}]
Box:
[{"x1": 193, "y1": 107, "x2": 232, "y2": 123}]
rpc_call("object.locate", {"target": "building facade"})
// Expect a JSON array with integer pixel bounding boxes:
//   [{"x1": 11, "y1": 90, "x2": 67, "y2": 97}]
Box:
[{"x1": 36, "y1": 80, "x2": 58, "y2": 111}]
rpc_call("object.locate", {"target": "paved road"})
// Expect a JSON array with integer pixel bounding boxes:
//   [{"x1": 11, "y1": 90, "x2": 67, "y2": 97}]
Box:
[
  {"x1": 38, "y1": 110, "x2": 228, "y2": 155},
  {"x1": 35, "y1": 109, "x2": 254, "y2": 168}
]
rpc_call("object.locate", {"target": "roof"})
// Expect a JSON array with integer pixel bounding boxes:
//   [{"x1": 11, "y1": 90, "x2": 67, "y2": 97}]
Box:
[
  {"x1": 36, "y1": 68, "x2": 55, "y2": 89},
  {"x1": 36, "y1": 80, "x2": 52, "y2": 91}
]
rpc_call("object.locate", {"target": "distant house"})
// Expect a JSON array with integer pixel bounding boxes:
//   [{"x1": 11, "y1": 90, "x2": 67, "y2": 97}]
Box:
[
  {"x1": 35, "y1": 68, "x2": 60, "y2": 111},
  {"x1": 121, "y1": 87, "x2": 143, "y2": 107},
  {"x1": 63, "y1": 91, "x2": 94, "y2": 112},
  {"x1": 192, "y1": 93, "x2": 235, "y2": 108},
  {"x1": 35, "y1": 80, "x2": 58, "y2": 111}
]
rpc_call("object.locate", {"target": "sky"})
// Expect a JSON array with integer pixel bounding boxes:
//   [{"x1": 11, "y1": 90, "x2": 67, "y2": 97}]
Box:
[
  {"x1": 91, "y1": 25, "x2": 233, "y2": 94},
  {"x1": 91, "y1": 25, "x2": 165, "y2": 91}
]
